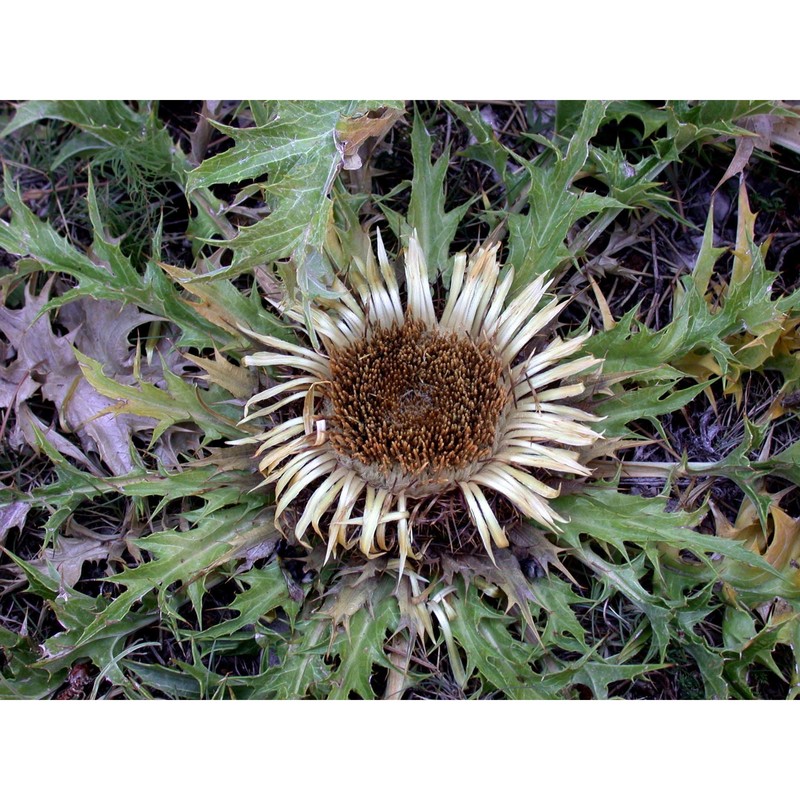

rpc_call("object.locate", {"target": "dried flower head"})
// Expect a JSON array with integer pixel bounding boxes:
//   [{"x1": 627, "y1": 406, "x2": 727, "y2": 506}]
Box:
[{"x1": 239, "y1": 234, "x2": 603, "y2": 570}]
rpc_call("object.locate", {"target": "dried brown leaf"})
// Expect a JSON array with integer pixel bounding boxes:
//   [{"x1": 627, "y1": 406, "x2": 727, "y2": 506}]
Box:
[
  {"x1": 151, "y1": 427, "x2": 204, "y2": 468},
  {"x1": 158, "y1": 262, "x2": 243, "y2": 336},
  {"x1": 0, "y1": 500, "x2": 30, "y2": 546},
  {"x1": 57, "y1": 298, "x2": 159, "y2": 378},
  {"x1": 321, "y1": 572, "x2": 379, "y2": 635},
  {"x1": 715, "y1": 115, "x2": 774, "y2": 191},
  {"x1": 0, "y1": 281, "x2": 195, "y2": 474},
  {"x1": 12, "y1": 403, "x2": 100, "y2": 473},
  {"x1": 184, "y1": 349, "x2": 255, "y2": 400},
  {"x1": 510, "y1": 522, "x2": 581, "y2": 585},
  {"x1": 717, "y1": 105, "x2": 800, "y2": 191},
  {"x1": 336, "y1": 107, "x2": 404, "y2": 170},
  {"x1": 21, "y1": 522, "x2": 127, "y2": 588},
  {"x1": 394, "y1": 575, "x2": 435, "y2": 643},
  {"x1": 441, "y1": 550, "x2": 539, "y2": 637},
  {"x1": 761, "y1": 104, "x2": 800, "y2": 156},
  {"x1": 0, "y1": 358, "x2": 39, "y2": 410},
  {"x1": 710, "y1": 497, "x2": 800, "y2": 574}
]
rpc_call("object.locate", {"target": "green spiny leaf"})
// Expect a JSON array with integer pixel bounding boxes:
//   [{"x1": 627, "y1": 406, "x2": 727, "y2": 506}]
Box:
[
  {"x1": 404, "y1": 110, "x2": 472, "y2": 281},
  {"x1": 327, "y1": 577, "x2": 399, "y2": 699},
  {"x1": 507, "y1": 101, "x2": 623, "y2": 292},
  {"x1": 554, "y1": 490, "x2": 783, "y2": 576},
  {"x1": 448, "y1": 581, "x2": 549, "y2": 699},
  {"x1": 186, "y1": 101, "x2": 402, "y2": 287}
]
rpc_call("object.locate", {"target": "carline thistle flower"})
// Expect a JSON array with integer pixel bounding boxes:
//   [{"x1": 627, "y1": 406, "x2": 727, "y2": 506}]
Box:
[{"x1": 238, "y1": 233, "x2": 603, "y2": 572}]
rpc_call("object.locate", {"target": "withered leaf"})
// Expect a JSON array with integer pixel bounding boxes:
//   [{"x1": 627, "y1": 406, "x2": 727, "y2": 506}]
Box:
[
  {"x1": 0, "y1": 500, "x2": 30, "y2": 546},
  {"x1": 184, "y1": 349, "x2": 256, "y2": 400},
  {"x1": 336, "y1": 107, "x2": 404, "y2": 170},
  {"x1": 0, "y1": 280, "x2": 193, "y2": 475},
  {"x1": 12, "y1": 402, "x2": 100, "y2": 473},
  {"x1": 32, "y1": 532, "x2": 126, "y2": 588}
]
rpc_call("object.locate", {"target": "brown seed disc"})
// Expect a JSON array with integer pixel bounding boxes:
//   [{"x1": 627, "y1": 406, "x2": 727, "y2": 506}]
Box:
[{"x1": 326, "y1": 319, "x2": 507, "y2": 480}]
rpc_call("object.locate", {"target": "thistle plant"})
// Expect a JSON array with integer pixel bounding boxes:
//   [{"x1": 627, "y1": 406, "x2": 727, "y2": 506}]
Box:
[
  {"x1": 238, "y1": 233, "x2": 602, "y2": 571},
  {"x1": 2, "y1": 100, "x2": 800, "y2": 700}
]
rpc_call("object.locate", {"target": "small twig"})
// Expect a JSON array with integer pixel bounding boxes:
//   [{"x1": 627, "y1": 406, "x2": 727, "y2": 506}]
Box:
[{"x1": 592, "y1": 460, "x2": 718, "y2": 479}]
